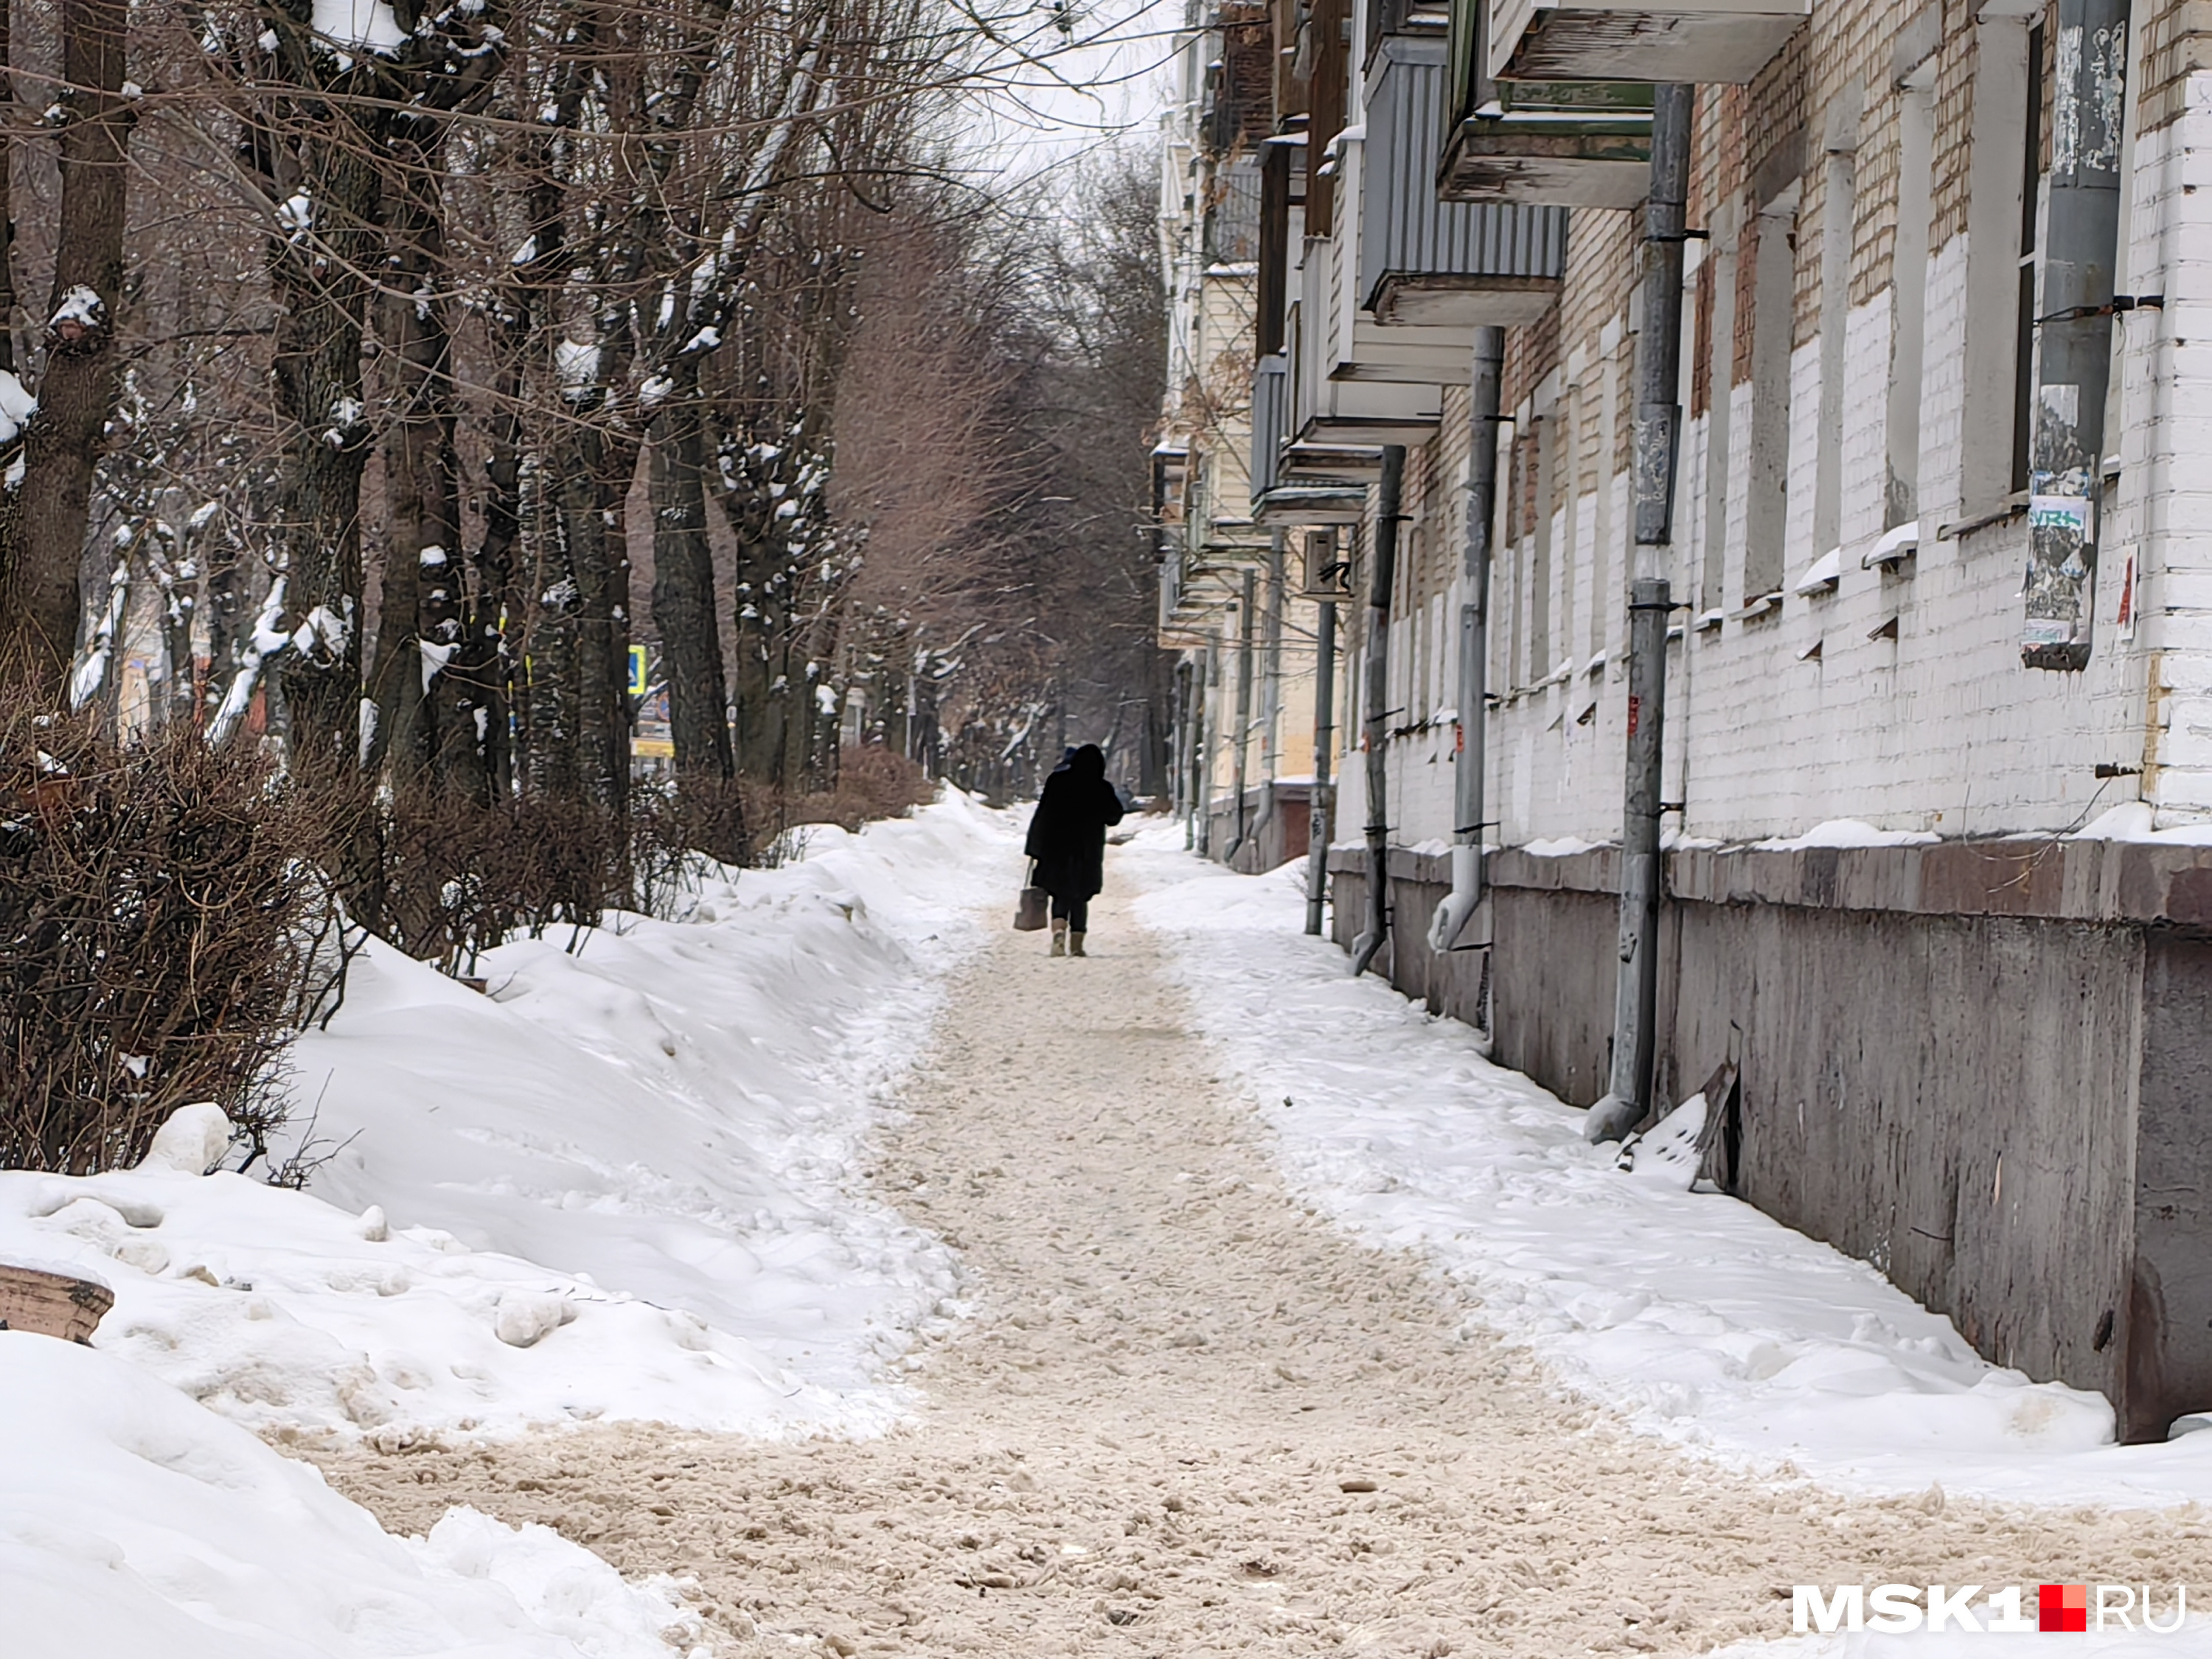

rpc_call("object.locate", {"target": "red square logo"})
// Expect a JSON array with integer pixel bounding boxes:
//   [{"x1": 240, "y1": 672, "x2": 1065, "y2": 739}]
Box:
[{"x1": 2040, "y1": 1584, "x2": 2088, "y2": 1632}]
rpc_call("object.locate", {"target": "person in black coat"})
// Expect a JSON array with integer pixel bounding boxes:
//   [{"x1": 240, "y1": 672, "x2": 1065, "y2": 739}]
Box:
[{"x1": 1023, "y1": 742, "x2": 1124, "y2": 956}]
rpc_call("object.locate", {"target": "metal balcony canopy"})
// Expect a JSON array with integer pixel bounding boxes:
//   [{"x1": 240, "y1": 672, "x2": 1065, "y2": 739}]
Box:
[
  {"x1": 1358, "y1": 35, "x2": 1565, "y2": 326},
  {"x1": 1253, "y1": 484, "x2": 1370, "y2": 526},
  {"x1": 1487, "y1": 0, "x2": 1806, "y2": 83},
  {"x1": 1301, "y1": 379, "x2": 1444, "y2": 443},
  {"x1": 1439, "y1": 0, "x2": 1652, "y2": 206},
  {"x1": 1284, "y1": 442, "x2": 1387, "y2": 481}
]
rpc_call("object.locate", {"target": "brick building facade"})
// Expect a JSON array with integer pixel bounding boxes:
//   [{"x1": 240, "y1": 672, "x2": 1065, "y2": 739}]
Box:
[{"x1": 1157, "y1": 0, "x2": 2212, "y2": 1435}]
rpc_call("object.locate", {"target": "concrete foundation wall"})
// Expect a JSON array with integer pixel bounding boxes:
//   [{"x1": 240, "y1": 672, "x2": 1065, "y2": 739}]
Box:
[
  {"x1": 1203, "y1": 782, "x2": 1312, "y2": 874},
  {"x1": 1327, "y1": 836, "x2": 2212, "y2": 1438}
]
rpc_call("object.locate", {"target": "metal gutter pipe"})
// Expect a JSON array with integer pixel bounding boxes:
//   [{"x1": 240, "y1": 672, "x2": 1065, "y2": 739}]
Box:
[
  {"x1": 1304, "y1": 590, "x2": 1338, "y2": 935},
  {"x1": 1587, "y1": 82, "x2": 1692, "y2": 1144},
  {"x1": 1350, "y1": 445, "x2": 1405, "y2": 978},
  {"x1": 1222, "y1": 565, "x2": 1259, "y2": 863},
  {"x1": 1429, "y1": 327, "x2": 1506, "y2": 964}
]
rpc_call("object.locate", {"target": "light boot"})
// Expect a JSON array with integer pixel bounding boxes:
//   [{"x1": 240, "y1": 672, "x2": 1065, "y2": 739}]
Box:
[
  {"x1": 1068, "y1": 932, "x2": 1087, "y2": 958},
  {"x1": 1050, "y1": 918, "x2": 1068, "y2": 957}
]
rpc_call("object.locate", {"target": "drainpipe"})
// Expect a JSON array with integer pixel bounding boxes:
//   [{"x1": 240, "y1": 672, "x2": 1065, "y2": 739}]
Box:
[
  {"x1": 1194, "y1": 632, "x2": 1219, "y2": 858},
  {"x1": 1429, "y1": 327, "x2": 1506, "y2": 961},
  {"x1": 1350, "y1": 445, "x2": 1405, "y2": 977},
  {"x1": 1252, "y1": 532, "x2": 1286, "y2": 860},
  {"x1": 1175, "y1": 656, "x2": 1194, "y2": 847},
  {"x1": 2022, "y1": 0, "x2": 2130, "y2": 669},
  {"x1": 1304, "y1": 588, "x2": 1338, "y2": 935},
  {"x1": 1223, "y1": 566, "x2": 1259, "y2": 863},
  {"x1": 1587, "y1": 83, "x2": 1691, "y2": 1144}
]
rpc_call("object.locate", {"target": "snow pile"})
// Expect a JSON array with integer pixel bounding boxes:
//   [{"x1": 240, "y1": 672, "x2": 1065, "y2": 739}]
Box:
[
  {"x1": 0, "y1": 792, "x2": 1012, "y2": 1442},
  {"x1": 1520, "y1": 835, "x2": 1603, "y2": 858},
  {"x1": 1126, "y1": 832, "x2": 2212, "y2": 1506},
  {"x1": 0, "y1": 1333, "x2": 703, "y2": 1658},
  {"x1": 2072, "y1": 800, "x2": 2212, "y2": 844},
  {"x1": 1748, "y1": 818, "x2": 1941, "y2": 850}
]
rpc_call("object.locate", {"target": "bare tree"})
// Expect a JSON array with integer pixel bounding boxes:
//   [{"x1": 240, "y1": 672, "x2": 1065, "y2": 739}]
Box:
[{"x1": 0, "y1": 0, "x2": 133, "y2": 696}]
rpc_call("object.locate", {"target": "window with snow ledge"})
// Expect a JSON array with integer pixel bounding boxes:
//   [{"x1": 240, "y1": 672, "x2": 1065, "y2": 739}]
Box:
[
  {"x1": 1736, "y1": 588, "x2": 1783, "y2": 623},
  {"x1": 1861, "y1": 519, "x2": 1919, "y2": 571},
  {"x1": 1792, "y1": 548, "x2": 1841, "y2": 597},
  {"x1": 1743, "y1": 181, "x2": 1798, "y2": 608},
  {"x1": 1950, "y1": 4, "x2": 2038, "y2": 520}
]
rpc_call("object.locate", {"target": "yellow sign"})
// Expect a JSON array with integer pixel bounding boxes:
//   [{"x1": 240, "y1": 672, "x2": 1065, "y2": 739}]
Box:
[{"x1": 627, "y1": 644, "x2": 650, "y2": 698}]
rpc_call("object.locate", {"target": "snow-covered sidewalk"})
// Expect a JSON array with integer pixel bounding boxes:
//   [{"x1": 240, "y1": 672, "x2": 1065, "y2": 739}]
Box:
[
  {"x1": 0, "y1": 793, "x2": 1017, "y2": 1655},
  {"x1": 1125, "y1": 828, "x2": 2212, "y2": 1511},
  {"x1": 15, "y1": 797, "x2": 2212, "y2": 1658}
]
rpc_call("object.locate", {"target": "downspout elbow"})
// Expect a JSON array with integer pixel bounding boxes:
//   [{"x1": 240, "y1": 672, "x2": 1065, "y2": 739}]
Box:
[{"x1": 1426, "y1": 843, "x2": 1482, "y2": 953}]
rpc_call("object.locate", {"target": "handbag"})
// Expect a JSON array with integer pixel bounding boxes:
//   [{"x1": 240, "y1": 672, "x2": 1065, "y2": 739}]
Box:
[{"x1": 1013, "y1": 862, "x2": 1050, "y2": 931}]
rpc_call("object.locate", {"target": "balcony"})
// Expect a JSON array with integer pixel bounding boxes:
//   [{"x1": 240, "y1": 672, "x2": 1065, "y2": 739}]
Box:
[
  {"x1": 1254, "y1": 485, "x2": 1369, "y2": 526},
  {"x1": 1354, "y1": 34, "x2": 1567, "y2": 325},
  {"x1": 1248, "y1": 355, "x2": 1289, "y2": 503},
  {"x1": 1487, "y1": 0, "x2": 1806, "y2": 85},
  {"x1": 1438, "y1": 0, "x2": 1653, "y2": 206},
  {"x1": 1252, "y1": 353, "x2": 1375, "y2": 526}
]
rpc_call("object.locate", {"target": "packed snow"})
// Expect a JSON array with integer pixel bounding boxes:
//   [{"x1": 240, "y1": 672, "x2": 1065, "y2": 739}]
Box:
[
  {"x1": 0, "y1": 795, "x2": 1007, "y2": 1445},
  {"x1": 1123, "y1": 830, "x2": 2212, "y2": 1509},
  {"x1": 0, "y1": 1334, "x2": 706, "y2": 1658}
]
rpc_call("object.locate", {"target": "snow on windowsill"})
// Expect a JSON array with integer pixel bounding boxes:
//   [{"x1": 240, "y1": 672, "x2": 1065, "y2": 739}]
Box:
[
  {"x1": 1792, "y1": 547, "x2": 1842, "y2": 596},
  {"x1": 1861, "y1": 518, "x2": 1920, "y2": 569}
]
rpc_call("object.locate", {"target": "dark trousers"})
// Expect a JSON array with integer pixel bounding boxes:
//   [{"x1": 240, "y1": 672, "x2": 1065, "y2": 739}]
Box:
[{"x1": 1049, "y1": 894, "x2": 1089, "y2": 932}]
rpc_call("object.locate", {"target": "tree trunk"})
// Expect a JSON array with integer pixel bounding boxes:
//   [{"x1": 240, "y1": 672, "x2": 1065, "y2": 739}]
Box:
[
  {"x1": 267, "y1": 104, "x2": 380, "y2": 780},
  {"x1": 0, "y1": 0, "x2": 131, "y2": 698},
  {"x1": 557, "y1": 420, "x2": 635, "y2": 813},
  {"x1": 648, "y1": 369, "x2": 735, "y2": 793}
]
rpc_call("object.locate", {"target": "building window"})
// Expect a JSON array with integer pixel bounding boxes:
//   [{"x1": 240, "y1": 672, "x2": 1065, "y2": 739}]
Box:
[
  {"x1": 1700, "y1": 198, "x2": 1739, "y2": 615},
  {"x1": 1888, "y1": 63, "x2": 1936, "y2": 527},
  {"x1": 1532, "y1": 403, "x2": 1556, "y2": 680},
  {"x1": 1745, "y1": 183, "x2": 1799, "y2": 607},
  {"x1": 1958, "y1": 9, "x2": 2036, "y2": 518},
  {"x1": 1812, "y1": 86, "x2": 1861, "y2": 560}
]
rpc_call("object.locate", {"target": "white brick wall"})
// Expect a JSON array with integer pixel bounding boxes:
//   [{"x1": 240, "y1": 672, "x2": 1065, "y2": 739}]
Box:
[{"x1": 1332, "y1": 79, "x2": 2212, "y2": 853}]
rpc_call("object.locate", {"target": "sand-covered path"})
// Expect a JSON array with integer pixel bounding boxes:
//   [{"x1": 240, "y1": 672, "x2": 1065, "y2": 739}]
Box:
[{"x1": 302, "y1": 888, "x2": 2212, "y2": 1656}]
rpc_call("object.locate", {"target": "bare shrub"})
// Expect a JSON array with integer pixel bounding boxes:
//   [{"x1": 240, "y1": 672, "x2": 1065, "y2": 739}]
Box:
[
  {"x1": 0, "y1": 709, "x2": 347, "y2": 1174},
  {"x1": 804, "y1": 744, "x2": 936, "y2": 830},
  {"x1": 350, "y1": 790, "x2": 627, "y2": 975},
  {"x1": 744, "y1": 743, "x2": 935, "y2": 848}
]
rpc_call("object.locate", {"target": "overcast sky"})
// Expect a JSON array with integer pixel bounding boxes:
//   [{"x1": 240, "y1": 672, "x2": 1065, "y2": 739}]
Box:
[{"x1": 953, "y1": 0, "x2": 1187, "y2": 183}]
